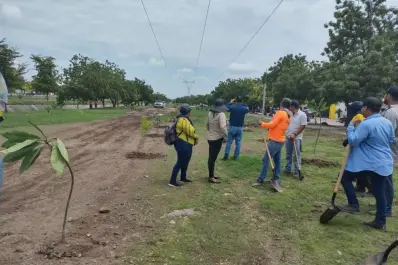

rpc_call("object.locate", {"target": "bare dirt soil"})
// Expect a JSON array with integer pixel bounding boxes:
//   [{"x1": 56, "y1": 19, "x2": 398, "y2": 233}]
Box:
[{"x1": 0, "y1": 108, "x2": 171, "y2": 265}]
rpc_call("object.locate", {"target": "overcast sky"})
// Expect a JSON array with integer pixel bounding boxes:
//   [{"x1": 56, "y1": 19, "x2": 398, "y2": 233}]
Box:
[{"x1": 1, "y1": 0, "x2": 398, "y2": 98}]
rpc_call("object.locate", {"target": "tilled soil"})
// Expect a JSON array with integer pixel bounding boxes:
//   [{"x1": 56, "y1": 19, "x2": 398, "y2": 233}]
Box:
[
  {"x1": 302, "y1": 158, "x2": 339, "y2": 167},
  {"x1": 0, "y1": 108, "x2": 171, "y2": 265}
]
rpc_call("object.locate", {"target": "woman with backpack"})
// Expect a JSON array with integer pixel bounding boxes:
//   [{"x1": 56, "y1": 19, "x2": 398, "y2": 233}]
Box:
[
  {"x1": 169, "y1": 104, "x2": 199, "y2": 187},
  {"x1": 207, "y1": 99, "x2": 228, "y2": 184}
]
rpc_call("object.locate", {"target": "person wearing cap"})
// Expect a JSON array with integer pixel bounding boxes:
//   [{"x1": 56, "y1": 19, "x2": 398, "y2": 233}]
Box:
[
  {"x1": 223, "y1": 96, "x2": 249, "y2": 160},
  {"x1": 342, "y1": 101, "x2": 371, "y2": 196},
  {"x1": 285, "y1": 100, "x2": 307, "y2": 178},
  {"x1": 339, "y1": 97, "x2": 394, "y2": 231},
  {"x1": 206, "y1": 99, "x2": 228, "y2": 184},
  {"x1": 169, "y1": 104, "x2": 199, "y2": 187},
  {"x1": 253, "y1": 98, "x2": 291, "y2": 189}
]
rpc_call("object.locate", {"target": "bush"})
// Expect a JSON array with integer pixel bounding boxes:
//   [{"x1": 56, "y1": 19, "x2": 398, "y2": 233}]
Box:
[{"x1": 140, "y1": 115, "x2": 153, "y2": 136}]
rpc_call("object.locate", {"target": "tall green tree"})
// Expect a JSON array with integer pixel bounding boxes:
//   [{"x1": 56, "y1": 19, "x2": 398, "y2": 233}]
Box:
[
  {"x1": 0, "y1": 38, "x2": 26, "y2": 92},
  {"x1": 30, "y1": 55, "x2": 59, "y2": 100}
]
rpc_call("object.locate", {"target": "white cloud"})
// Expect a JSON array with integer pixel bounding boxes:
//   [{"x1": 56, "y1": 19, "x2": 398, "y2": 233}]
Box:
[
  {"x1": 194, "y1": 75, "x2": 208, "y2": 81},
  {"x1": 0, "y1": 3, "x2": 22, "y2": 19},
  {"x1": 177, "y1": 67, "x2": 193, "y2": 73},
  {"x1": 148, "y1": 57, "x2": 165, "y2": 66},
  {"x1": 228, "y1": 62, "x2": 257, "y2": 75}
]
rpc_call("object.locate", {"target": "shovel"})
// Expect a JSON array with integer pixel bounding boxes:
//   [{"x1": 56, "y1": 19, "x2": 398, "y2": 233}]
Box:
[
  {"x1": 358, "y1": 239, "x2": 398, "y2": 265},
  {"x1": 319, "y1": 145, "x2": 350, "y2": 224},
  {"x1": 262, "y1": 133, "x2": 282, "y2": 192},
  {"x1": 293, "y1": 140, "x2": 304, "y2": 181}
]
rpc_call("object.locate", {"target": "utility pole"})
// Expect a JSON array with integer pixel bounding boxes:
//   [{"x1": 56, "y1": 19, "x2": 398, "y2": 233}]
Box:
[
  {"x1": 261, "y1": 82, "x2": 266, "y2": 116},
  {"x1": 183, "y1": 80, "x2": 195, "y2": 96}
]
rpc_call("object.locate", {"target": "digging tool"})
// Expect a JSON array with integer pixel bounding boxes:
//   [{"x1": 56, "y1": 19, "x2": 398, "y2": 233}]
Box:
[
  {"x1": 262, "y1": 132, "x2": 282, "y2": 193},
  {"x1": 293, "y1": 140, "x2": 304, "y2": 181},
  {"x1": 319, "y1": 145, "x2": 350, "y2": 224},
  {"x1": 358, "y1": 239, "x2": 398, "y2": 265}
]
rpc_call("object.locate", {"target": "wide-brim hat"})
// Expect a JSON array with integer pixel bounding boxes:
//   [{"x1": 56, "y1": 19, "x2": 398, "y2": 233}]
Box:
[{"x1": 211, "y1": 99, "x2": 228, "y2": 113}]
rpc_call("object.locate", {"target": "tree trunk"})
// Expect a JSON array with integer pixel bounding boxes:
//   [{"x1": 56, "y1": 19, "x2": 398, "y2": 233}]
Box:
[{"x1": 101, "y1": 99, "x2": 105, "y2": 108}]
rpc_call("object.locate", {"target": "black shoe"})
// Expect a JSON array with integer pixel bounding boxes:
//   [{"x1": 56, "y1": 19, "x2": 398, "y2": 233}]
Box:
[
  {"x1": 180, "y1": 179, "x2": 193, "y2": 183},
  {"x1": 208, "y1": 178, "x2": 221, "y2": 184},
  {"x1": 168, "y1": 182, "x2": 183, "y2": 187},
  {"x1": 361, "y1": 220, "x2": 386, "y2": 231},
  {"x1": 233, "y1": 156, "x2": 238, "y2": 160},
  {"x1": 338, "y1": 204, "x2": 360, "y2": 215},
  {"x1": 214, "y1": 176, "x2": 221, "y2": 180},
  {"x1": 222, "y1": 156, "x2": 229, "y2": 161}
]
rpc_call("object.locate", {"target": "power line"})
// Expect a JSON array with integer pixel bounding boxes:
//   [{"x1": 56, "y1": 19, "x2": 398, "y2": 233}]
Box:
[
  {"x1": 140, "y1": 0, "x2": 169, "y2": 71},
  {"x1": 194, "y1": 0, "x2": 212, "y2": 74},
  {"x1": 216, "y1": 0, "x2": 285, "y2": 80}
]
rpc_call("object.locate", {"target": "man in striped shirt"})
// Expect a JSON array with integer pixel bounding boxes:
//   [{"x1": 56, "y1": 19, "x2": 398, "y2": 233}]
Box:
[{"x1": 379, "y1": 86, "x2": 398, "y2": 217}]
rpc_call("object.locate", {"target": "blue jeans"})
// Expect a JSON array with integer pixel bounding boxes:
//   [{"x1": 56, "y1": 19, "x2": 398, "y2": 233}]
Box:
[
  {"x1": 285, "y1": 139, "x2": 301, "y2": 175},
  {"x1": 386, "y1": 174, "x2": 394, "y2": 214},
  {"x1": 257, "y1": 140, "x2": 285, "y2": 182},
  {"x1": 224, "y1": 126, "x2": 243, "y2": 158},
  {"x1": 170, "y1": 139, "x2": 193, "y2": 184},
  {"x1": 342, "y1": 170, "x2": 387, "y2": 225}
]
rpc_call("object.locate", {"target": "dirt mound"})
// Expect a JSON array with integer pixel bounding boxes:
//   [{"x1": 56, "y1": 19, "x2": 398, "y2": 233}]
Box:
[
  {"x1": 38, "y1": 240, "x2": 94, "y2": 259},
  {"x1": 125, "y1": 151, "x2": 166, "y2": 160},
  {"x1": 302, "y1": 158, "x2": 338, "y2": 167},
  {"x1": 146, "y1": 133, "x2": 164, "y2": 138}
]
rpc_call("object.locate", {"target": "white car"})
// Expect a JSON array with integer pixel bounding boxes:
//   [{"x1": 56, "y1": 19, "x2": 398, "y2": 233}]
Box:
[{"x1": 154, "y1": 100, "x2": 165, "y2": 108}]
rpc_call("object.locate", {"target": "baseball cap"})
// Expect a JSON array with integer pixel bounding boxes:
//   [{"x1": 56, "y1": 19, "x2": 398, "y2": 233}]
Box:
[{"x1": 386, "y1": 86, "x2": 398, "y2": 98}]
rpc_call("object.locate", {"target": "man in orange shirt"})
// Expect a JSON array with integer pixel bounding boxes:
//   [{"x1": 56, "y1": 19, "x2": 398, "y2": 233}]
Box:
[{"x1": 253, "y1": 98, "x2": 291, "y2": 189}]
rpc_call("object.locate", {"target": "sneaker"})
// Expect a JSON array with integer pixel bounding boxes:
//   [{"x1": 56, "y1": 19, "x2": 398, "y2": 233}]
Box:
[
  {"x1": 180, "y1": 179, "x2": 193, "y2": 183},
  {"x1": 222, "y1": 156, "x2": 229, "y2": 161},
  {"x1": 361, "y1": 220, "x2": 386, "y2": 231},
  {"x1": 252, "y1": 180, "x2": 263, "y2": 187},
  {"x1": 168, "y1": 182, "x2": 183, "y2": 187},
  {"x1": 338, "y1": 204, "x2": 360, "y2": 215},
  {"x1": 368, "y1": 210, "x2": 393, "y2": 217}
]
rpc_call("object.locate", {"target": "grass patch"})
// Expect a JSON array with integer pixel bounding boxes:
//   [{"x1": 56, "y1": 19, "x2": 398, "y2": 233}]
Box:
[
  {"x1": 123, "y1": 109, "x2": 398, "y2": 265},
  {"x1": 1, "y1": 108, "x2": 128, "y2": 129}
]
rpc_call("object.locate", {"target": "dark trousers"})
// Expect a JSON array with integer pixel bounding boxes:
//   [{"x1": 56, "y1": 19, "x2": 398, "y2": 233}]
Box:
[
  {"x1": 208, "y1": 138, "x2": 223, "y2": 178},
  {"x1": 341, "y1": 170, "x2": 387, "y2": 225},
  {"x1": 356, "y1": 175, "x2": 372, "y2": 193},
  {"x1": 170, "y1": 139, "x2": 193, "y2": 184}
]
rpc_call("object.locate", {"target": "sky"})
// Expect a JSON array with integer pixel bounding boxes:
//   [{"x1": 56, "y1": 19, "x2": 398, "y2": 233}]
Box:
[{"x1": 1, "y1": 0, "x2": 398, "y2": 98}]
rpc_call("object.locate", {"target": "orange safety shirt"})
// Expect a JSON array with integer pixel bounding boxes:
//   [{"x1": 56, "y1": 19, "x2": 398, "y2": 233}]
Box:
[{"x1": 260, "y1": 110, "x2": 290, "y2": 142}]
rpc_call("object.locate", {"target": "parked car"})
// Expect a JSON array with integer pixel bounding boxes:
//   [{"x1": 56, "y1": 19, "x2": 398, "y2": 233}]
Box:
[
  {"x1": 154, "y1": 100, "x2": 165, "y2": 108},
  {"x1": 302, "y1": 107, "x2": 315, "y2": 122}
]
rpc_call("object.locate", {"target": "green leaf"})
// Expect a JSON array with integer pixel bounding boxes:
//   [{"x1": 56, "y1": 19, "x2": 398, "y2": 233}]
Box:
[
  {"x1": 3, "y1": 141, "x2": 41, "y2": 163},
  {"x1": 56, "y1": 139, "x2": 69, "y2": 162},
  {"x1": 1, "y1": 131, "x2": 40, "y2": 143},
  {"x1": 51, "y1": 145, "x2": 66, "y2": 176},
  {"x1": 19, "y1": 145, "x2": 44, "y2": 174},
  {"x1": 3, "y1": 140, "x2": 37, "y2": 154},
  {"x1": 2, "y1": 140, "x2": 18, "y2": 149}
]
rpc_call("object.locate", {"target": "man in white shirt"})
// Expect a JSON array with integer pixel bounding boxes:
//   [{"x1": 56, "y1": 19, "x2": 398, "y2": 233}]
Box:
[{"x1": 285, "y1": 100, "x2": 307, "y2": 178}]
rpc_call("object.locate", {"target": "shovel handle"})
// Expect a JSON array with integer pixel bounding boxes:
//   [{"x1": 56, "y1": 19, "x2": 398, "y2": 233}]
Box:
[
  {"x1": 263, "y1": 131, "x2": 275, "y2": 169},
  {"x1": 333, "y1": 145, "x2": 350, "y2": 193},
  {"x1": 293, "y1": 140, "x2": 301, "y2": 170}
]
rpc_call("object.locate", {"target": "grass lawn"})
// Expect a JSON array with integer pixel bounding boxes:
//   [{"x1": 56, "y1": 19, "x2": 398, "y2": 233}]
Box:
[
  {"x1": 125, "y1": 110, "x2": 398, "y2": 265},
  {"x1": 0, "y1": 108, "x2": 129, "y2": 131}
]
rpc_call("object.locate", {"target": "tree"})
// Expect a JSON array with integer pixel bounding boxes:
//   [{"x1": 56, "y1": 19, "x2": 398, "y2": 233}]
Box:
[
  {"x1": 0, "y1": 38, "x2": 26, "y2": 92},
  {"x1": 31, "y1": 55, "x2": 59, "y2": 101}
]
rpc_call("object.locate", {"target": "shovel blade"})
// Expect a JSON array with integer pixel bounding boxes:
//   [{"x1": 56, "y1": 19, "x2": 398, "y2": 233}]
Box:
[
  {"x1": 320, "y1": 207, "x2": 340, "y2": 224},
  {"x1": 358, "y1": 252, "x2": 386, "y2": 265}
]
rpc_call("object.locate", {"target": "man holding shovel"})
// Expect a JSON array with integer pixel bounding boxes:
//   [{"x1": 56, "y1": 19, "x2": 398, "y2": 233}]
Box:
[
  {"x1": 252, "y1": 98, "x2": 291, "y2": 190},
  {"x1": 285, "y1": 100, "x2": 307, "y2": 179},
  {"x1": 339, "y1": 97, "x2": 394, "y2": 231}
]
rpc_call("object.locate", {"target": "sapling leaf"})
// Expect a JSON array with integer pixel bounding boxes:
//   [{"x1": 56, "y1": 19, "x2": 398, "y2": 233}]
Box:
[
  {"x1": 2, "y1": 140, "x2": 18, "y2": 149},
  {"x1": 20, "y1": 145, "x2": 44, "y2": 174},
  {"x1": 3, "y1": 141, "x2": 41, "y2": 163},
  {"x1": 51, "y1": 145, "x2": 66, "y2": 176},
  {"x1": 2, "y1": 139, "x2": 37, "y2": 154},
  {"x1": 1, "y1": 131, "x2": 40, "y2": 143},
  {"x1": 56, "y1": 139, "x2": 69, "y2": 162}
]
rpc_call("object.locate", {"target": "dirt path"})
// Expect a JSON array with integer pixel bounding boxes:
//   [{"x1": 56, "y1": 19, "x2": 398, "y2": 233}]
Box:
[{"x1": 0, "y1": 108, "x2": 171, "y2": 265}]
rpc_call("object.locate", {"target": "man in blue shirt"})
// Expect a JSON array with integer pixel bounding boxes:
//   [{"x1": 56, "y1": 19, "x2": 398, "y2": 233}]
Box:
[
  {"x1": 223, "y1": 96, "x2": 249, "y2": 160},
  {"x1": 339, "y1": 97, "x2": 394, "y2": 231}
]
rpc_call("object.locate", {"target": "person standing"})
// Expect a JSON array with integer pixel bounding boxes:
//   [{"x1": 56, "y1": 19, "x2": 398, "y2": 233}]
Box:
[
  {"x1": 379, "y1": 86, "x2": 398, "y2": 216},
  {"x1": 223, "y1": 96, "x2": 249, "y2": 160},
  {"x1": 253, "y1": 98, "x2": 291, "y2": 189},
  {"x1": 339, "y1": 97, "x2": 394, "y2": 231},
  {"x1": 285, "y1": 100, "x2": 307, "y2": 179},
  {"x1": 169, "y1": 104, "x2": 199, "y2": 187},
  {"x1": 207, "y1": 99, "x2": 228, "y2": 184}
]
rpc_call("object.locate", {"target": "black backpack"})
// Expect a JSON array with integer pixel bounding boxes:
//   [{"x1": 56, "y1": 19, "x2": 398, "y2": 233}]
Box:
[{"x1": 164, "y1": 118, "x2": 181, "y2": 146}]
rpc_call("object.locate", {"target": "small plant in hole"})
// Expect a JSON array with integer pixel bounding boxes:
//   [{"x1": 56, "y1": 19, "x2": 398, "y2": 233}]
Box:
[
  {"x1": 140, "y1": 115, "x2": 153, "y2": 136},
  {"x1": 1, "y1": 122, "x2": 74, "y2": 242}
]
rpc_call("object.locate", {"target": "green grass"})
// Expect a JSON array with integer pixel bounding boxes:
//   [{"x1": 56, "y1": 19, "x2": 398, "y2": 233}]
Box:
[
  {"x1": 1, "y1": 108, "x2": 128, "y2": 129},
  {"x1": 123, "y1": 109, "x2": 398, "y2": 265}
]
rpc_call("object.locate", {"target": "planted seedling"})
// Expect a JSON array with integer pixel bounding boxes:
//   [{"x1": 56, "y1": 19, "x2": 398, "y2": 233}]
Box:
[{"x1": 1, "y1": 122, "x2": 74, "y2": 242}]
